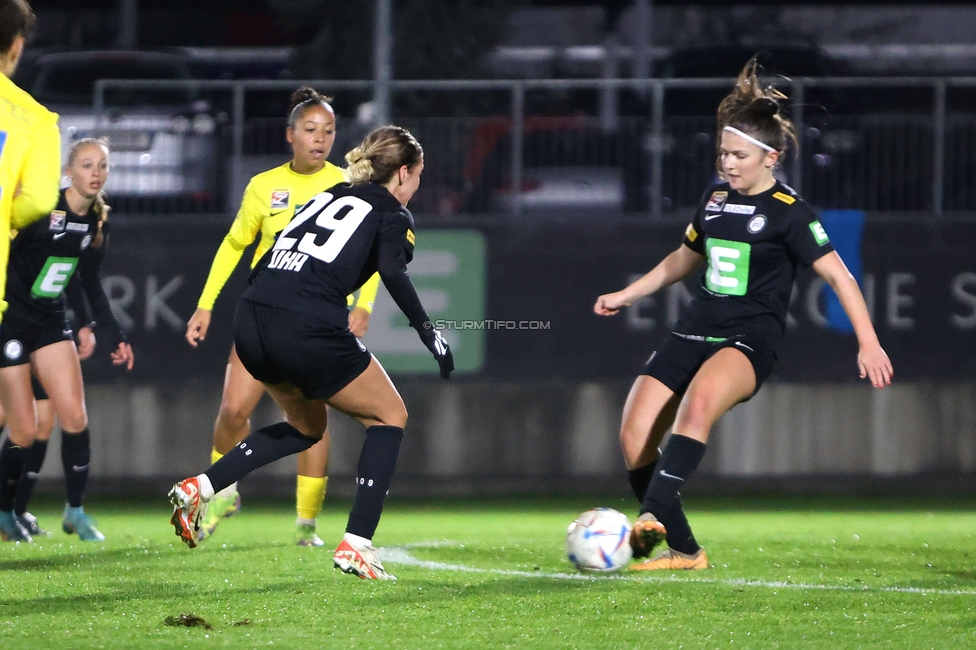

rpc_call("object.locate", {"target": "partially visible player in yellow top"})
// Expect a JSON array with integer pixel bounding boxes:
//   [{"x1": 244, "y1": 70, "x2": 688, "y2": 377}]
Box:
[
  {"x1": 185, "y1": 86, "x2": 380, "y2": 546},
  {"x1": 0, "y1": 0, "x2": 60, "y2": 323}
]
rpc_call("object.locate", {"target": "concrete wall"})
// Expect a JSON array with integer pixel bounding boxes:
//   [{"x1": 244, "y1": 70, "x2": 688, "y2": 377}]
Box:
[{"x1": 31, "y1": 380, "x2": 976, "y2": 493}]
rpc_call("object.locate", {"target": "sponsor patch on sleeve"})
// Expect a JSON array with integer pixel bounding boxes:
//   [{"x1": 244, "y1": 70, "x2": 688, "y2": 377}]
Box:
[
  {"x1": 270, "y1": 190, "x2": 290, "y2": 209},
  {"x1": 704, "y1": 191, "x2": 728, "y2": 212},
  {"x1": 773, "y1": 191, "x2": 796, "y2": 205},
  {"x1": 809, "y1": 220, "x2": 830, "y2": 245},
  {"x1": 49, "y1": 211, "x2": 66, "y2": 232},
  {"x1": 406, "y1": 229, "x2": 416, "y2": 245},
  {"x1": 684, "y1": 223, "x2": 698, "y2": 242}
]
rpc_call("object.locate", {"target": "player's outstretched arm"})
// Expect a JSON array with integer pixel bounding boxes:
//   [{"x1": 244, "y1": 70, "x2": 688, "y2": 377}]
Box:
[
  {"x1": 813, "y1": 252, "x2": 892, "y2": 388},
  {"x1": 594, "y1": 244, "x2": 703, "y2": 316}
]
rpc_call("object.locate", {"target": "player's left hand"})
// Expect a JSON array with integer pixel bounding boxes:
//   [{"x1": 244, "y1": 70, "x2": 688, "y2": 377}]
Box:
[
  {"x1": 348, "y1": 307, "x2": 371, "y2": 338},
  {"x1": 111, "y1": 341, "x2": 135, "y2": 371},
  {"x1": 858, "y1": 342, "x2": 892, "y2": 389},
  {"x1": 422, "y1": 329, "x2": 454, "y2": 379},
  {"x1": 77, "y1": 326, "x2": 96, "y2": 359}
]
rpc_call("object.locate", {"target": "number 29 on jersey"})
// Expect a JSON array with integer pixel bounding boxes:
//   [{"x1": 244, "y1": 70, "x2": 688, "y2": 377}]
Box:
[{"x1": 267, "y1": 191, "x2": 372, "y2": 272}]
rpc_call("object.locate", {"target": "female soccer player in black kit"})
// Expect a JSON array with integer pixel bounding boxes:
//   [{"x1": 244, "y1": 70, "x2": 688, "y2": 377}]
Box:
[
  {"x1": 594, "y1": 58, "x2": 893, "y2": 571},
  {"x1": 0, "y1": 137, "x2": 134, "y2": 542},
  {"x1": 169, "y1": 126, "x2": 453, "y2": 580}
]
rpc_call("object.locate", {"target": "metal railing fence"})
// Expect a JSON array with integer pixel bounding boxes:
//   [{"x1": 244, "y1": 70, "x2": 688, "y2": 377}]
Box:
[{"x1": 92, "y1": 76, "x2": 976, "y2": 216}]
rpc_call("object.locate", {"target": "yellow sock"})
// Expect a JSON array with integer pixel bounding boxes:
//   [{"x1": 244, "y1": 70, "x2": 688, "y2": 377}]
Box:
[
  {"x1": 211, "y1": 448, "x2": 223, "y2": 464},
  {"x1": 296, "y1": 475, "x2": 327, "y2": 521}
]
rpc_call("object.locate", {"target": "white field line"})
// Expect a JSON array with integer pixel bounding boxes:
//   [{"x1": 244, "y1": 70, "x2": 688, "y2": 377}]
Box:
[{"x1": 380, "y1": 543, "x2": 976, "y2": 597}]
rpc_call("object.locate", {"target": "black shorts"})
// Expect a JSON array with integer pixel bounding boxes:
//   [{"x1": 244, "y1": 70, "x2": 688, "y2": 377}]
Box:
[
  {"x1": 0, "y1": 313, "x2": 73, "y2": 368},
  {"x1": 641, "y1": 332, "x2": 777, "y2": 399},
  {"x1": 234, "y1": 299, "x2": 372, "y2": 401}
]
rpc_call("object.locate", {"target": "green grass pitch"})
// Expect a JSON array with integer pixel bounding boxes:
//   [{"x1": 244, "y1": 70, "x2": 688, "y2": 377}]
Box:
[{"x1": 1, "y1": 494, "x2": 974, "y2": 649}]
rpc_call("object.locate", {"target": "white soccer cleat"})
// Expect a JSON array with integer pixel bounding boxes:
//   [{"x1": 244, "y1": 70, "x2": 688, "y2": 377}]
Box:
[
  {"x1": 333, "y1": 539, "x2": 396, "y2": 580},
  {"x1": 168, "y1": 477, "x2": 208, "y2": 549}
]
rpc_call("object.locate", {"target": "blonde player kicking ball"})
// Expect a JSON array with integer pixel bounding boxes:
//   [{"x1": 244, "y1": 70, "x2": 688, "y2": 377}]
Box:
[
  {"x1": 594, "y1": 58, "x2": 891, "y2": 570},
  {"x1": 185, "y1": 86, "x2": 379, "y2": 546}
]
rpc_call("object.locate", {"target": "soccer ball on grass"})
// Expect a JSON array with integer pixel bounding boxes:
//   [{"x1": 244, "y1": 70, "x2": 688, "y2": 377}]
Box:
[{"x1": 566, "y1": 507, "x2": 633, "y2": 573}]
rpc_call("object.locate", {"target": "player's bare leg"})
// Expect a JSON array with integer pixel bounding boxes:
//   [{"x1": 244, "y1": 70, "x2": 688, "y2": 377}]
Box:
[
  {"x1": 632, "y1": 348, "x2": 755, "y2": 571},
  {"x1": 33, "y1": 341, "x2": 104, "y2": 541}
]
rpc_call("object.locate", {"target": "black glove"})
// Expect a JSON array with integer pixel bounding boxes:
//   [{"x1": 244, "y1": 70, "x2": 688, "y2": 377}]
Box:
[{"x1": 420, "y1": 328, "x2": 454, "y2": 379}]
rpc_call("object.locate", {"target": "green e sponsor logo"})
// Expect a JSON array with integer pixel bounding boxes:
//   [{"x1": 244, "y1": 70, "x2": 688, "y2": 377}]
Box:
[
  {"x1": 705, "y1": 238, "x2": 751, "y2": 296},
  {"x1": 31, "y1": 256, "x2": 79, "y2": 298},
  {"x1": 810, "y1": 220, "x2": 830, "y2": 245},
  {"x1": 365, "y1": 230, "x2": 485, "y2": 374}
]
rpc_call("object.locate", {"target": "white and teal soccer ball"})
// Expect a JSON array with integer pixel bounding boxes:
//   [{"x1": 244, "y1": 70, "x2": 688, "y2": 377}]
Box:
[{"x1": 566, "y1": 508, "x2": 633, "y2": 573}]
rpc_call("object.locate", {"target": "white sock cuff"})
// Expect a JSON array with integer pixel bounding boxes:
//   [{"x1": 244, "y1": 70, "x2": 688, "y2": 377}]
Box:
[
  {"x1": 343, "y1": 532, "x2": 372, "y2": 548},
  {"x1": 196, "y1": 474, "x2": 215, "y2": 501}
]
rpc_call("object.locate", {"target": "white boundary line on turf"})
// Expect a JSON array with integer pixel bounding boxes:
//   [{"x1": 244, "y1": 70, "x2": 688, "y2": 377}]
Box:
[{"x1": 380, "y1": 545, "x2": 976, "y2": 597}]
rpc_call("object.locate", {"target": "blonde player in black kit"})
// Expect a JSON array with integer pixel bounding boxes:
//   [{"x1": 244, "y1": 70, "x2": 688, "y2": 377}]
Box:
[
  {"x1": 0, "y1": 138, "x2": 134, "y2": 542},
  {"x1": 594, "y1": 58, "x2": 893, "y2": 571},
  {"x1": 169, "y1": 126, "x2": 453, "y2": 580}
]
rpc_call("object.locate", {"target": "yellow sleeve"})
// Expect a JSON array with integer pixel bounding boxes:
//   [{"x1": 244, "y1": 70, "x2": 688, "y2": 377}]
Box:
[
  {"x1": 196, "y1": 181, "x2": 265, "y2": 310},
  {"x1": 11, "y1": 116, "x2": 60, "y2": 229},
  {"x1": 353, "y1": 273, "x2": 381, "y2": 313}
]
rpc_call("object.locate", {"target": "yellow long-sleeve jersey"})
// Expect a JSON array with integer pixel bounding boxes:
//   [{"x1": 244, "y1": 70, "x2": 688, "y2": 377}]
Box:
[
  {"x1": 0, "y1": 73, "x2": 61, "y2": 320},
  {"x1": 196, "y1": 160, "x2": 380, "y2": 313}
]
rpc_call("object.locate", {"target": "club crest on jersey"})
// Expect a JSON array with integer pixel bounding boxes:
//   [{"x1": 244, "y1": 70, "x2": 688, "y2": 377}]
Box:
[
  {"x1": 747, "y1": 214, "x2": 767, "y2": 233},
  {"x1": 49, "y1": 211, "x2": 66, "y2": 232},
  {"x1": 270, "y1": 190, "x2": 290, "y2": 209},
  {"x1": 705, "y1": 191, "x2": 728, "y2": 212},
  {"x1": 81, "y1": 234, "x2": 92, "y2": 250}
]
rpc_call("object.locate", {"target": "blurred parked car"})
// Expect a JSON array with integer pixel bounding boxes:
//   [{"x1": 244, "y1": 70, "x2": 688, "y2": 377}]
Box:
[
  {"x1": 463, "y1": 116, "x2": 648, "y2": 214},
  {"x1": 28, "y1": 50, "x2": 223, "y2": 213}
]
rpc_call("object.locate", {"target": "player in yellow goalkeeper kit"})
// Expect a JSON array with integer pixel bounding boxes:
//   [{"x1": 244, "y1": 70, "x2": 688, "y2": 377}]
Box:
[
  {"x1": 185, "y1": 86, "x2": 379, "y2": 546},
  {"x1": 0, "y1": 0, "x2": 60, "y2": 324}
]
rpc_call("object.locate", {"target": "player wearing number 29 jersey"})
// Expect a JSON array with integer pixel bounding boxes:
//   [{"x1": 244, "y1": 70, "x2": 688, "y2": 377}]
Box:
[
  {"x1": 170, "y1": 127, "x2": 451, "y2": 580},
  {"x1": 243, "y1": 182, "x2": 422, "y2": 333},
  {"x1": 675, "y1": 180, "x2": 833, "y2": 344}
]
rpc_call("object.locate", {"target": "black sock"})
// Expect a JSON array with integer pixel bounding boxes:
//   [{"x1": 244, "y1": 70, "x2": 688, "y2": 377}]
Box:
[
  {"x1": 0, "y1": 438, "x2": 28, "y2": 512},
  {"x1": 628, "y1": 460, "x2": 657, "y2": 503},
  {"x1": 641, "y1": 434, "x2": 707, "y2": 555},
  {"x1": 14, "y1": 439, "x2": 48, "y2": 515},
  {"x1": 206, "y1": 422, "x2": 318, "y2": 494},
  {"x1": 61, "y1": 429, "x2": 91, "y2": 508},
  {"x1": 346, "y1": 426, "x2": 404, "y2": 540}
]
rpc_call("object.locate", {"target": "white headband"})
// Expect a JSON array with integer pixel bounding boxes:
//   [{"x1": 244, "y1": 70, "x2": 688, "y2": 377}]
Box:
[{"x1": 723, "y1": 126, "x2": 777, "y2": 152}]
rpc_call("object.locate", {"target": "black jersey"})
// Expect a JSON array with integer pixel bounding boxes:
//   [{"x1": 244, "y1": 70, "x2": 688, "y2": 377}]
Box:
[
  {"x1": 242, "y1": 182, "x2": 431, "y2": 331},
  {"x1": 674, "y1": 181, "x2": 834, "y2": 341},
  {"x1": 6, "y1": 189, "x2": 126, "y2": 347}
]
